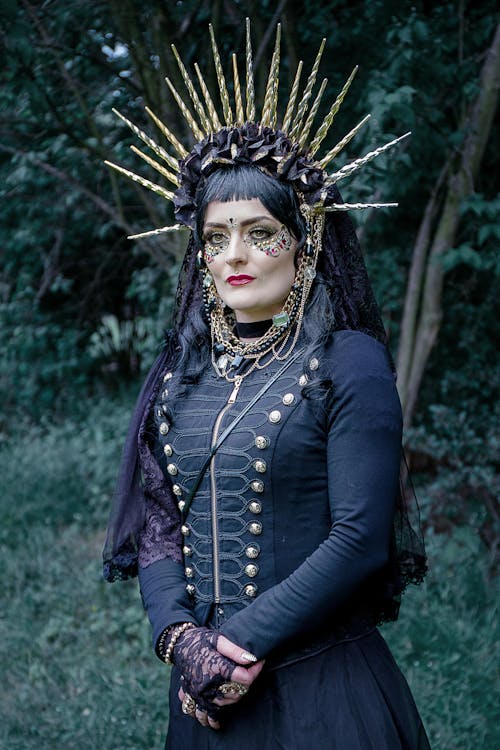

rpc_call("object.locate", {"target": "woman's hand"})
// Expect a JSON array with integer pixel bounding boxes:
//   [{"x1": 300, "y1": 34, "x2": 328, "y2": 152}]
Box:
[
  {"x1": 173, "y1": 627, "x2": 235, "y2": 703},
  {"x1": 212, "y1": 634, "x2": 265, "y2": 706},
  {"x1": 176, "y1": 632, "x2": 264, "y2": 729}
]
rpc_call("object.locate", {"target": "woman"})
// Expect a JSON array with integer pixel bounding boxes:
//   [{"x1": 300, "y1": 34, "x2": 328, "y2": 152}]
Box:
[{"x1": 104, "y1": 23, "x2": 429, "y2": 749}]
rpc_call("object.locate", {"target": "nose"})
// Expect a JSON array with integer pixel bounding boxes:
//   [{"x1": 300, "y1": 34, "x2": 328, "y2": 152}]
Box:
[{"x1": 225, "y1": 231, "x2": 248, "y2": 265}]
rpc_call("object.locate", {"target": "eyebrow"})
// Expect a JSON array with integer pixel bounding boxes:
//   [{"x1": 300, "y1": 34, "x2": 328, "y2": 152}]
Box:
[{"x1": 203, "y1": 215, "x2": 277, "y2": 229}]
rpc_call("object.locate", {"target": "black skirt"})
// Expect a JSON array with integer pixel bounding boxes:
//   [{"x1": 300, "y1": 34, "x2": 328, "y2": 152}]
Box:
[{"x1": 165, "y1": 629, "x2": 430, "y2": 750}]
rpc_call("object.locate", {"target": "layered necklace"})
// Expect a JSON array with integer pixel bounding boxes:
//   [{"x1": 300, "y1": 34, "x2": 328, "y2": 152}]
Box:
[{"x1": 200, "y1": 209, "x2": 324, "y2": 382}]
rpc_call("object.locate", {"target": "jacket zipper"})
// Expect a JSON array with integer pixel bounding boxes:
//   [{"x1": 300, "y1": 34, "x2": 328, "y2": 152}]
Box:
[{"x1": 210, "y1": 375, "x2": 243, "y2": 605}]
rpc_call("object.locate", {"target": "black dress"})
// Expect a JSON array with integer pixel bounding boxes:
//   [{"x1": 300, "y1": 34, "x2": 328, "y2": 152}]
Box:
[
  {"x1": 166, "y1": 630, "x2": 429, "y2": 749},
  {"x1": 137, "y1": 331, "x2": 431, "y2": 749}
]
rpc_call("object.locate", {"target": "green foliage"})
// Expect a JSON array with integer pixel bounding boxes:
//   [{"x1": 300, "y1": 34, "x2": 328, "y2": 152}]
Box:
[{"x1": 1, "y1": 0, "x2": 498, "y2": 421}]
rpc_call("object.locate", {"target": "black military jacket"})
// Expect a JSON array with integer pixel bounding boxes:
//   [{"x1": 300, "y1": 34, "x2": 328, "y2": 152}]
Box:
[{"x1": 138, "y1": 330, "x2": 402, "y2": 661}]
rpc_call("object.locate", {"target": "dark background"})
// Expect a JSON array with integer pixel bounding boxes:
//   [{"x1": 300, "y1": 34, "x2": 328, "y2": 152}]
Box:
[{"x1": 0, "y1": 1, "x2": 498, "y2": 747}]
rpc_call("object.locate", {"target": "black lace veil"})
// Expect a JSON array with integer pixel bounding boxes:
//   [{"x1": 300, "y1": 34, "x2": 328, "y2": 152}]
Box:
[{"x1": 103, "y1": 180, "x2": 426, "y2": 618}]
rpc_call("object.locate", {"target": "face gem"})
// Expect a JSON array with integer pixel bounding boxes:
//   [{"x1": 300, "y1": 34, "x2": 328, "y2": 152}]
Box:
[
  {"x1": 248, "y1": 225, "x2": 293, "y2": 257},
  {"x1": 203, "y1": 224, "x2": 293, "y2": 263}
]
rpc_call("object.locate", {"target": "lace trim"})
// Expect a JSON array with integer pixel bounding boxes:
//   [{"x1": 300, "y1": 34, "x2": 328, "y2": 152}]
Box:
[{"x1": 137, "y1": 411, "x2": 182, "y2": 568}]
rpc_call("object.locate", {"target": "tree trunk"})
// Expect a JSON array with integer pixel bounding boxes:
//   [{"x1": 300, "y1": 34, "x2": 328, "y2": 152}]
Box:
[{"x1": 398, "y1": 21, "x2": 500, "y2": 429}]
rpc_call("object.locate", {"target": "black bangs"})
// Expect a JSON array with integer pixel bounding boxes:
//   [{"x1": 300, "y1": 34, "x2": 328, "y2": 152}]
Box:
[{"x1": 194, "y1": 164, "x2": 306, "y2": 246}]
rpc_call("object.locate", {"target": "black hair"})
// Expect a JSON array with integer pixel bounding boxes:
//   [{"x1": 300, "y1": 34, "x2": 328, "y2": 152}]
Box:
[{"x1": 194, "y1": 164, "x2": 306, "y2": 247}]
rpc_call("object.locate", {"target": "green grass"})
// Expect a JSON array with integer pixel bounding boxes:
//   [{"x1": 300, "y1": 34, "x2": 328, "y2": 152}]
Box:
[
  {"x1": 0, "y1": 404, "x2": 170, "y2": 750},
  {"x1": 0, "y1": 400, "x2": 498, "y2": 749},
  {"x1": 382, "y1": 528, "x2": 499, "y2": 749}
]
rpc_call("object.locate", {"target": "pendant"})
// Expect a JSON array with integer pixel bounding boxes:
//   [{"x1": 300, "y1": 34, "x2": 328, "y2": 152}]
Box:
[
  {"x1": 304, "y1": 266, "x2": 316, "y2": 280},
  {"x1": 217, "y1": 354, "x2": 229, "y2": 372},
  {"x1": 272, "y1": 311, "x2": 289, "y2": 328},
  {"x1": 231, "y1": 354, "x2": 244, "y2": 369}
]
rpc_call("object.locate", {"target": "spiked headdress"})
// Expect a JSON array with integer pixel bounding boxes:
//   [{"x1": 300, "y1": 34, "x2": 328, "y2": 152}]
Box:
[{"x1": 105, "y1": 20, "x2": 408, "y2": 239}]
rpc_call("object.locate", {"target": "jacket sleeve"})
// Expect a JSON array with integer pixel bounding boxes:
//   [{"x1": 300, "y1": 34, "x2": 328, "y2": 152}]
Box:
[
  {"x1": 219, "y1": 332, "x2": 402, "y2": 658},
  {"x1": 138, "y1": 556, "x2": 198, "y2": 651}
]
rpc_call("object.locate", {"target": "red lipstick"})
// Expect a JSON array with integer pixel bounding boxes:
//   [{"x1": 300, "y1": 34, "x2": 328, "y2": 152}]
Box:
[{"x1": 227, "y1": 274, "x2": 255, "y2": 286}]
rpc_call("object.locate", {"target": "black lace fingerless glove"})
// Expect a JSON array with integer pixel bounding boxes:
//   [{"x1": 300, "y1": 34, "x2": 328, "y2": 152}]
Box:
[{"x1": 173, "y1": 627, "x2": 237, "y2": 704}]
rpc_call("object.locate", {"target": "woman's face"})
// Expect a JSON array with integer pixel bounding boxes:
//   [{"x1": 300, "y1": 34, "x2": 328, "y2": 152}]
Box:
[{"x1": 202, "y1": 198, "x2": 298, "y2": 323}]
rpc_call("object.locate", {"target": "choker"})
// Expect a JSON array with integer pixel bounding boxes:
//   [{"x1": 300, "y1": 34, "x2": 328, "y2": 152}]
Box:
[{"x1": 235, "y1": 319, "x2": 273, "y2": 339}]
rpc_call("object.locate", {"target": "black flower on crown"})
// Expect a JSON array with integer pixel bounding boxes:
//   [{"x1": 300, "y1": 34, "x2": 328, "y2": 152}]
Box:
[{"x1": 173, "y1": 123, "x2": 326, "y2": 228}]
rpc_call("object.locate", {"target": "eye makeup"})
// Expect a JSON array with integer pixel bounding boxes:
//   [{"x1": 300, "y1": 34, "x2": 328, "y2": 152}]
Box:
[
  {"x1": 203, "y1": 224, "x2": 292, "y2": 262},
  {"x1": 203, "y1": 239, "x2": 226, "y2": 264},
  {"x1": 246, "y1": 225, "x2": 292, "y2": 257}
]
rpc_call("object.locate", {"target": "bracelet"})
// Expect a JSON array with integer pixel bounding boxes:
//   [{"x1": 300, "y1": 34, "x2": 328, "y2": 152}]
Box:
[
  {"x1": 161, "y1": 622, "x2": 196, "y2": 665},
  {"x1": 157, "y1": 626, "x2": 173, "y2": 660}
]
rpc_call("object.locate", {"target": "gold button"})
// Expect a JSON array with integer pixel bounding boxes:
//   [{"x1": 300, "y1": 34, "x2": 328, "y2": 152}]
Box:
[
  {"x1": 249, "y1": 501, "x2": 262, "y2": 514},
  {"x1": 183, "y1": 545, "x2": 192, "y2": 556},
  {"x1": 245, "y1": 563, "x2": 259, "y2": 578},
  {"x1": 282, "y1": 393, "x2": 295, "y2": 406},
  {"x1": 181, "y1": 524, "x2": 190, "y2": 536},
  {"x1": 299, "y1": 374, "x2": 308, "y2": 386},
  {"x1": 249, "y1": 521, "x2": 262, "y2": 535},
  {"x1": 163, "y1": 444, "x2": 173, "y2": 457},
  {"x1": 250, "y1": 480, "x2": 264, "y2": 493},
  {"x1": 167, "y1": 463, "x2": 178, "y2": 476},
  {"x1": 245, "y1": 545, "x2": 260, "y2": 559},
  {"x1": 161, "y1": 388, "x2": 169, "y2": 400},
  {"x1": 178, "y1": 500, "x2": 186, "y2": 512},
  {"x1": 253, "y1": 459, "x2": 267, "y2": 473},
  {"x1": 172, "y1": 484, "x2": 182, "y2": 496},
  {"x1": 185, "y1": 566, "x2": 193, "y2": 578},
  {"x1": 186, "y1": 583, "x2": 195, "y2": 595},
  {"x1": 163, "y1": 372, "x2": 173, "y2": 382},
  {"x1": 244, "y1": 583, "x2": 258, "y2": 597},
  {"x1": 309, "y1": 357, "x2": 319, "y2": 371},
  {"x1": 269, "y1": 410, "x2": 281, "y2": 424},
  {"x1": 159, "y1": 422, "x2": 169, "y2": 435},
  {"x1": 255, "y1": 436, "x2": 269, "y2": 449}
]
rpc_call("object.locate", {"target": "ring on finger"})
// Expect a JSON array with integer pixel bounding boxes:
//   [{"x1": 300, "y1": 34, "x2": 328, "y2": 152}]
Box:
[
  {"x1": 218, "y1": 681, "x2": 248, "y2": 696},
  {"x1": 181, "y1": 693, "x2": 196, "y2": 715}
]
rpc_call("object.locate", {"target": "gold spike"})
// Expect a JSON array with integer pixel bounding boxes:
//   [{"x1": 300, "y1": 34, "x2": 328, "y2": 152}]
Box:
[
  {"x1": 130, "y1": 146, "x2": 179, "y2": 186},
  {"x1": 171, "y1": 44, "x2": 212, "y2": 134},
  {"x1": 261, "y1": 23, "x2": 281, "y2": 127},
  {"x1": 309, "y1": 66, "x2": 358, "y2": 156},
  {"x1": 325, "y1": 132, "x2": 411, "y2": 183},
  {"x1": 209, "y1": 23, "x2": 233, "y2": 126},
  {"x1": 165, "y1": 77, "x2": 204, "y2": 140},
  {"x1": 194, "y1": 63, "x2": 222, "y2": 131},
  {"x1": 128, "y1": 224, "x2": 187, "y2": 239},
  {"x1": 104, "y1": 160, "x2": 175, "y2": 201},
  {"x1": 321, "y1": 202, "x2": 398, "y2": 211},
  {"x1": 319, "y1": 114, "x2": 370, "y2": 168},
  {"x1": 112, "y1": 108, "x2": 178, "y2": 171},
  {"x1": 282, "y1": 60, "x2": 303, "y2": 133},
  {"x1": 232, "y1": 54, "x2": 244, "y2": 124},
  {"x1": 289, "y1": 39, "x2": 326, "y2": 138},
  {"x1": 271, "y1": 54, "x2": 280, "y2": 129},
  {"x1": 145, "y1": 106, "x2": 188, "y2": 159},
  {"x1": 245, "y1": 17, "x2": 255, "y2": 121},
  {"x1": 297, "y1": 77, "x2": 327, "y2": 150}
]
